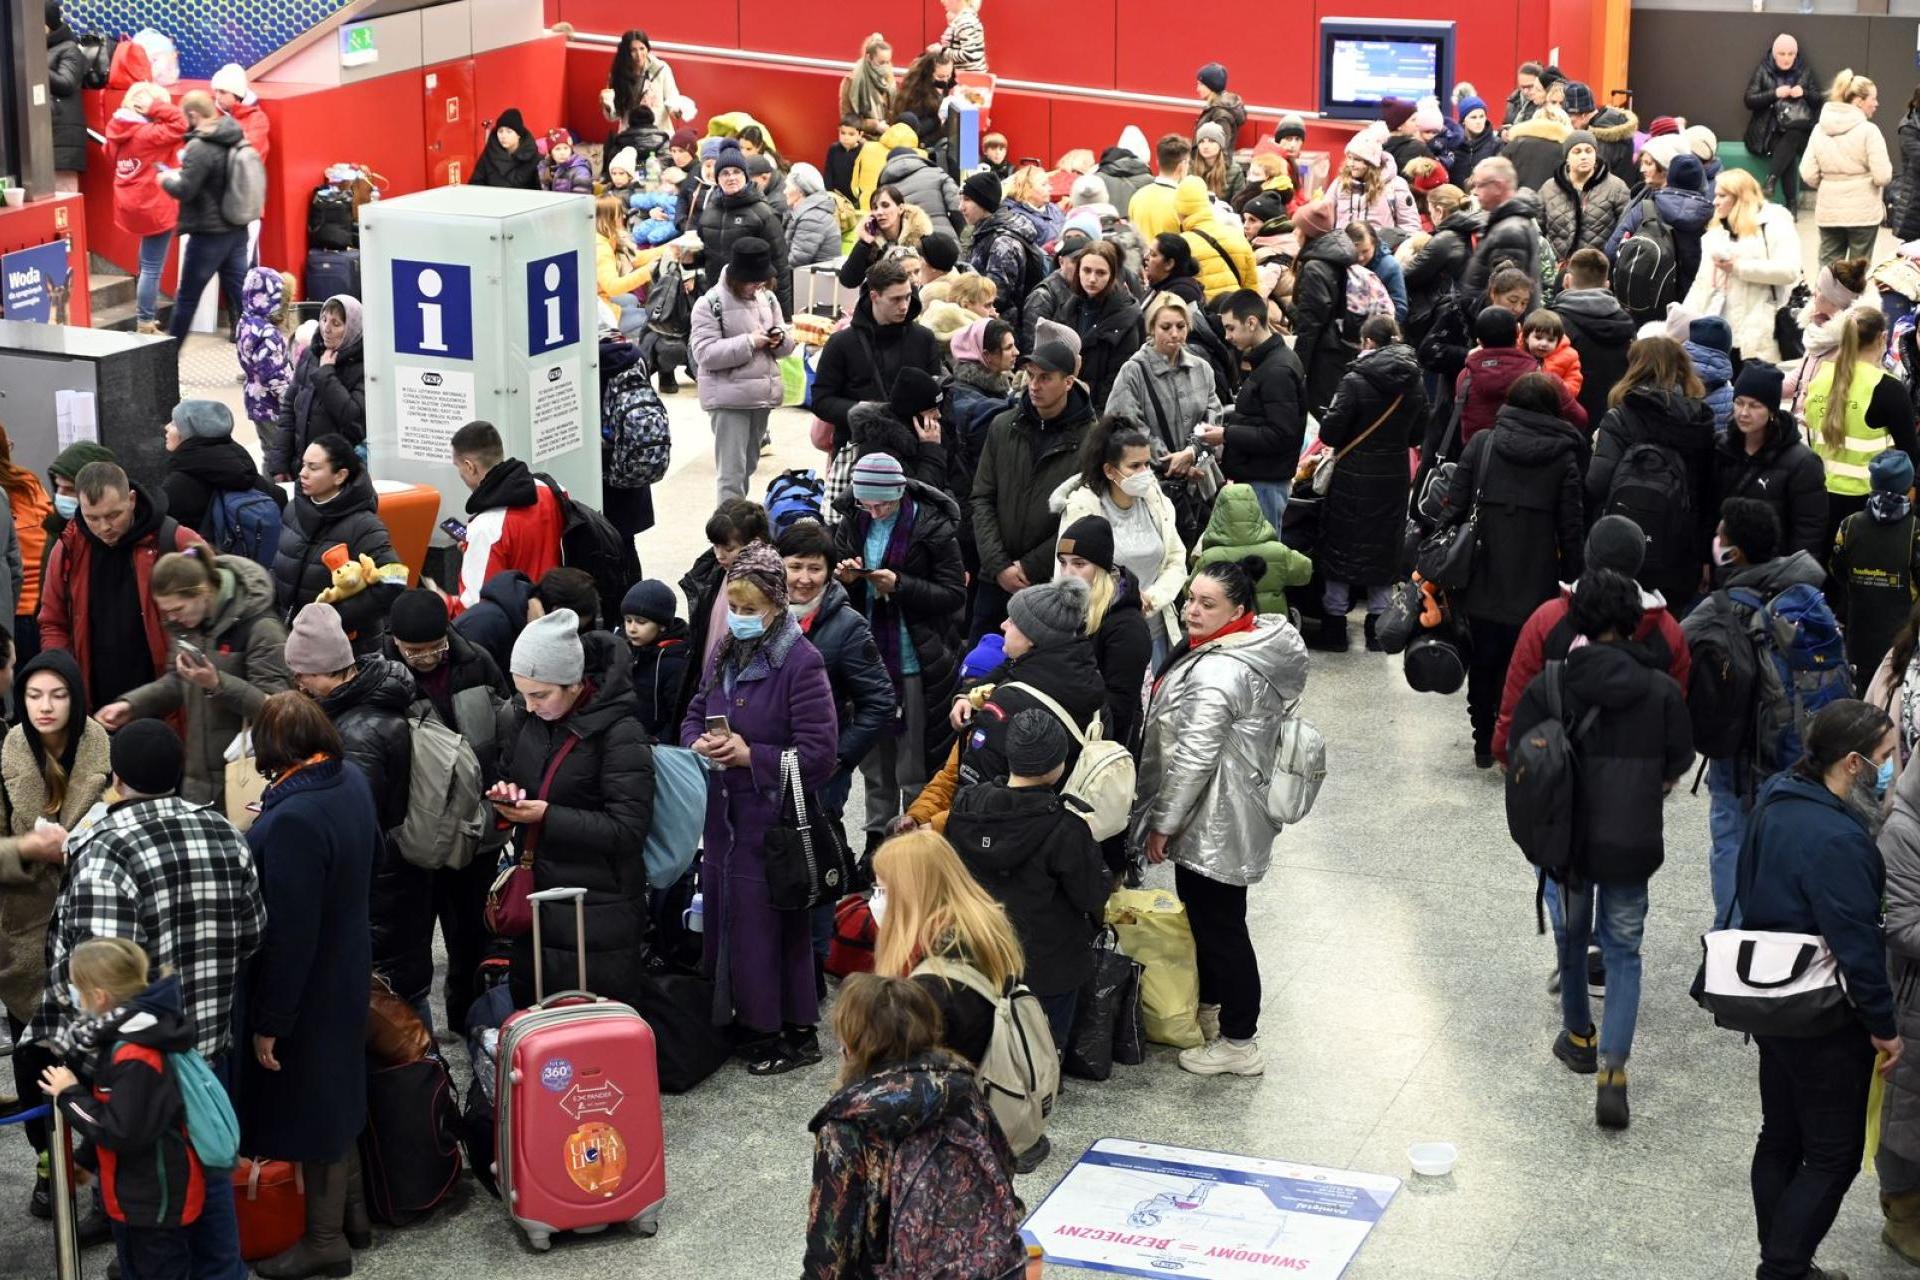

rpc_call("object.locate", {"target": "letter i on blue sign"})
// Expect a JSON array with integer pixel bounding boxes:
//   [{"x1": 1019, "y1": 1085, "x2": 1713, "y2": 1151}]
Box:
[
  {"x1": 392, "y1": 260, "x2": 474, "y2": 360},
  {"x1": 527, "y1": 253, "x2": 579, "y2": 356}
]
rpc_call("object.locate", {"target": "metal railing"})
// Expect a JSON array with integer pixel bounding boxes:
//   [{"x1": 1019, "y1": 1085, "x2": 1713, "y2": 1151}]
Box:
[
  {"x1": 0, "y1": 1101, "x2": 79, "y2": 1278},
  {"x1": 563, "y1": 31, "x2": 1357, "y2": 127}
]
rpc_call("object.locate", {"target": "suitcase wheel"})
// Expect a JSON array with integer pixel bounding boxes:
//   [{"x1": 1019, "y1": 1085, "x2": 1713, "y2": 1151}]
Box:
[
  {"x1": 526, "y1": 1230, "x2": 551, "y2": 1252},
  {"x1": 630, "y1": 1212, "x2": 659, "y2": 1237}
]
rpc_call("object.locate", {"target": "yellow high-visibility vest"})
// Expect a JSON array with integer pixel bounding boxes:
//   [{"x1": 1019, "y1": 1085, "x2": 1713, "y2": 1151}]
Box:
[{"x1": 1806, "y1": 363, "x2": 1889, "y2": 496}]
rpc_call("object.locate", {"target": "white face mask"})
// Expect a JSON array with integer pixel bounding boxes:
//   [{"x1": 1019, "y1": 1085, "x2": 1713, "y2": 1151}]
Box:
[
  {"x1": 869, "y1": 884, "x2": 888, "y2": 926},
  {"x1": 1119, "y1": 471, "x2": 1158, "y2": 499},
  {"x1": 66, "y1": 983, "x2": 87, "y2": 1013}
]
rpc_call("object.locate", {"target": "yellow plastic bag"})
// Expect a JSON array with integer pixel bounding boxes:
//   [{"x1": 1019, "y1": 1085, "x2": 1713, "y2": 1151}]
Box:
[
  {"x1": 1868, "y1": 1053, "x2": 1889, "y2": 1173},
  {"x1": 1105, "y1": 888, "x2": 1203, "y2": 1049}
]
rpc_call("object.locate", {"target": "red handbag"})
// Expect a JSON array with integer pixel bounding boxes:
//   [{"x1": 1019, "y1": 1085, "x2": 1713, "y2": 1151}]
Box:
[
  {"x1": 233, "y1": 1158, "x2": 305, "y2": 1261},
  {"x1": 825, "y1": 893, "x2": 877, "y2": 978},
  {"x1": 484, "y1": 737, "x2": 579, "y2": 937}
]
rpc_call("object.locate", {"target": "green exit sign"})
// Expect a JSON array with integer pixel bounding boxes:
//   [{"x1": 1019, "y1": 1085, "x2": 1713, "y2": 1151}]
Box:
[{"x1": 339, "y1": 24, "x2": 377, "y2": 67}]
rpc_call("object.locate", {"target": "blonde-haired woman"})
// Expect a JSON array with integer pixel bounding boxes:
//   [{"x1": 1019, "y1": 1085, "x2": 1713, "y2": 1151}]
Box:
[
  {"x1": 1802, "y1": 69, "x2": 1892, "y2": 267},
  {"x1": 1805, "y1": 306, "x2": 1920, "y2": 548},
  {"x1": 1683, "y1": 168, "x2": 1802, "y2": 363},
  {"x1": 1004, "y1": 164, "x2": 1064, "y2": 246},
  {"x1": 840, "y1": 33, "x2": 894, "y2": 139},
  {"x1": 0, "y1": 649, "x2": 109, "y2": 1195},
  {"x1": 594, "y1": 195, "x2": 662, "y2": 336},
  {"x1": 872, "y1": 830, "x2": 1024, "y2": 1073}
]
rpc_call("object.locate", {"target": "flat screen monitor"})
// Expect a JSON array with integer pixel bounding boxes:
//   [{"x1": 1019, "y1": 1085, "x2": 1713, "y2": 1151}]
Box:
[{"x1": 1318, "y1": 18, "x2": 1456, "y2": 121}]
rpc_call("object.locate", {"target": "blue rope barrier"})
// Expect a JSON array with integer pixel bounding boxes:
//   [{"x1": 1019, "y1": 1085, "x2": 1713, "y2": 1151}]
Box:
[{"x1": 0, "y1": 1104, "x2": 50, "y2": 1126}]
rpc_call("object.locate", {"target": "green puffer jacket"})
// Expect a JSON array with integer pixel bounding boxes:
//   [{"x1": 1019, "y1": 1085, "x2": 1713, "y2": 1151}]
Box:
[{"x1": 1190, "y1": 484, "x2": 1313, "y2": 617}]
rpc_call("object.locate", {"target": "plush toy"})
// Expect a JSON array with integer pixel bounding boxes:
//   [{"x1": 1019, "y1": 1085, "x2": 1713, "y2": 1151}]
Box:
[
  {"x1": 316, "y1": 544, "x2": 404, "y2": 603},
  {"x1": 627, "y1": 190, "x2": 682, "y2": 246}
]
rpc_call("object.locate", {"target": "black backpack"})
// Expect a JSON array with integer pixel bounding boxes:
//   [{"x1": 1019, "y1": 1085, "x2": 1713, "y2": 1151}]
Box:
[
  {"x1": 646, "y1": 258, "x2": 694, "y2": 336},
  {"x1": 1682, "y1": 594, "x2": 1762, "y2": 762},
  {"x1": 308, "y1": 185, "x2": 358, "y2": 252},
  {"x1": 533, "y1": 472, "x2": 641, "y2": 627},
  {"x1": 77, "y1": 32, "x2": 118, "y2": 89},
  {"x1": 1602, "y1": 439, "x2": 1693, "y2": 581},
  {"x1": 1612, "y1": 198, "x2": 1678, "y2": 325},
  {"x1": 1505, "y1": 661, "x2": 1599, "y2": 931}
]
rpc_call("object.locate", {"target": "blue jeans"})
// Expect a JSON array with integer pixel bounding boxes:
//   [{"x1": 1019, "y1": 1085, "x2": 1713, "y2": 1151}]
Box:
[
  {"x1": 1038, "y1": 990, "x2": 1079, "y2": 1055},
  {"x1": 114, "y1": 1220, "x2": 191, "y2": 1279},
  {"x1": 135, "y1": 231, "x2": 172, "y2": 324},
  {"x1": 1707, "y1": 758, "x2": 1747, "y2": 927},
  {"x1": 1248, "y1": 480, "x2": 1291, "y2": 538},
  {"x1": 168, "y1": 230, "x2": 249, "y2": 342},
  {"x1": 1557, "y1": 880, "x2": 1648, "y2": 1065}
]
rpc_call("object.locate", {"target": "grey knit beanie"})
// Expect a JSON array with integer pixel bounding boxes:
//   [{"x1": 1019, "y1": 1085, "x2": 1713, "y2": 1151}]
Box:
[
  {"x1": 284, "y1": 603, "x2": 355, "y2": 675},
  {"x1": 512, "y1": 609, "x2": 586, "y2": 684},
  {"x1": 1007, "y1": 576, "x2": 1089, "y2": 648},
  {"x1": 171, "y1": 399, "x2": 235, "y2": 440}
]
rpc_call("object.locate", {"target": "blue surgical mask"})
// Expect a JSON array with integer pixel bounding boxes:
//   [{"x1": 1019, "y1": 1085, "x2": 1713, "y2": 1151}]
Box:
[
  {"x1": 1878, "y1": 753, "x2": 1897, "y2": 799},
  {"x1": 66, "y1": 983, "x2": 86, "y2": 1013},
  {"x1": 726, "y1": 612, "x2": 766, "y2": 641},
  {"x1": 53, "y1": 494, "x2": 78, "y2": 520}
]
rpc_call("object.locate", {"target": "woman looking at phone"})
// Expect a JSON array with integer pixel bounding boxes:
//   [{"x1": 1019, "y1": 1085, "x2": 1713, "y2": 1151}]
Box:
[{"x1": 96, "y1": 545, "x2": 291, "y2": 807}]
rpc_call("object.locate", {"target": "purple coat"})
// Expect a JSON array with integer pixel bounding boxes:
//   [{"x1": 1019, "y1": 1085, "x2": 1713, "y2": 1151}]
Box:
[{"x1": 682, "y1": 616, "x2": 839, "y2": 1034}]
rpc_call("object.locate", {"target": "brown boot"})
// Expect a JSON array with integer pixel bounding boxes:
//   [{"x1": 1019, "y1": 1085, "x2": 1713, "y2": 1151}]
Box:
[
  {"x1": 344, "y1": 1148, "x2": 371, "y2": 1250},
  {"x1": 1885, "y1": 1190, "x2": 1920, "y2": 1265},
  {"x1": 254, "y1": 1160, "x2": 352, "y2": 1278}
]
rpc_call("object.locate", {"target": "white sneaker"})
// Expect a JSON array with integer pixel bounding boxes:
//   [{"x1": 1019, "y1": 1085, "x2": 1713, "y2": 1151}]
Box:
[
  {"x1": 1178, "y1": 1037, "x2": 1264, "y2": 1077},
  {"x1": 1197, "y1": 1004, "x2": 1222, "y2": 1043}
]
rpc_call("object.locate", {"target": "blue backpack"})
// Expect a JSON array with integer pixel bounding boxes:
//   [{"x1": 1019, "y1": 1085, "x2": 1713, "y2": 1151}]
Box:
[
  {"x1": 764, "y1": 469, "x2": 825, "y2": 536},
  {"x1": 643, "y1": 745, "x2": 707, "y2": 890},
  {"x1": 206, "y1": 489, "x2": 282, "y2": 569},
  {"x1": 1729, "y1": 582, "x2": 1852, "y2": 777},
  {"x1": 113, "y1": 1042, "x2": 239, "y2": 1172}
]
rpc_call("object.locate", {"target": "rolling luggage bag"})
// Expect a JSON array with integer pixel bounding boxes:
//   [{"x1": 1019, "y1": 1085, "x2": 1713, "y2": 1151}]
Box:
[
  {"x1": 495, "y1": 887, "x2": 667, "y2": 1250},
  {"x1": 306, "y1": 248, "x2": 361, "y2": 301}
]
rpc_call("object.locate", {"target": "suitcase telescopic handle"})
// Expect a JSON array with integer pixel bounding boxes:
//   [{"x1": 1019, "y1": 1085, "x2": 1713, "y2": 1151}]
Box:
[{"x1": 527, "y1": 887, "x2": 590, "y2": 1002}]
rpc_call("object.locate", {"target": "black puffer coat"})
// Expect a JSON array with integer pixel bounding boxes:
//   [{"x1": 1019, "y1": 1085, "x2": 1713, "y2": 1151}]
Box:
[
  {"x1": 1460, "y1": 192, "x2": 1544, "y2": 309},
  {"x1": 469, "y1": 110, "x2": 541, "y2": 190},
  {"x1": 1895, "y1": 111, "x2": 1920, "y2": 243},
  {"x1": 271, "y1": 339, "x2": 366, "y2": 477},
  {"x1": 1317, "y1": 343, "x2": 1429, "y2": 585},
  {"x1": 1291, "y1": 230, "x2": 1357, "y2": 415},
  {"x1": 697, "y1": 186, "x2": 793, "y2": 319},
  {"x1": 800, "y1": 578, "x2": 899, "y2": 778},
  {"x1": 945, "y1": 782, "x2": 1108, "y2": 998},
  {"x1": 272, "y1": 471, "x2": 403, "y2": 651},
  {"x1": 162, "y1": 437, "x2": 283, "y2": 542},
  {"x1": 959, "y1": 637, "x2": 1105, "y2": 788},
  {"x1": 502, "y1": 632, "x2": 655, "y2": 1010},
  {"x1": 1220, "y1": 334, "x2": 1307, "y2": 484},
  {"x1": 317, "y1": 655, "x2": 431, "y2": 998},
  {"x1": 1093, "y1": 570, "x2": 1152, "y2": 751},
  {"x1": 1403, "y1": 208, "x2": 1481, "y2": 346},
  {"x1": 811, "y1": 289, "x2": 942, "y2": 450},
  {"x1": 848, "y1": 402, "x2": 960, "y2": 498},
  {"x1": 1451, "y1": 404, "x2": 1586, "y2": 626},
  {"x1": 46, "y1": 25, "x2": 89, "y2": 173},
  {"x1": 1713, "y1": 410, "x2": 1830, "y2": 561},
  {"x1": 1066, "y1": 288, "x2": 1144, "y2": 413},
  {"x1": 1744, "y1": 49, "x2": 1822, "y2": 158},
  {"x1": 833, "y1": 480, "x2": 968, "y2": 774}
]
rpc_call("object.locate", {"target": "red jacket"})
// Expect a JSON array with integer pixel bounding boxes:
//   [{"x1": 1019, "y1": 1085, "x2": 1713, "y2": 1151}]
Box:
[
  {"x1": 39, "y1": 487, "x2": 201, "y2": 703},
  {"x1": 1455, "y1": 346, "x2": 1590, "y2": 443},
  {"x1": 453, "y1": 460, "x2": 565, "y2": 615},
  {"x1": 226, "y1": 100, "x2": 270, "y2": 159},
  {"x1": 105, "y1": 104, "x2": 186, "y2": 238},
  {"x1": 1493, "y1": 585, "x2": 1692, "y2": 764}
]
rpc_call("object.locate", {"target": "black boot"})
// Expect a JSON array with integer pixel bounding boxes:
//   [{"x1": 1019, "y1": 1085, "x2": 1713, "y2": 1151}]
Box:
[
  {"x1": 1307, "y1": 615, "x2": 1349, "y2": 652},
  {"x1": 344, "y1": 1149, "x2": 372, "y2": 1250},
  {"x1": 255, "y1": 1160, "x2": 352, "y2": 1278},
  {"x1": 1364, "y1": 613, "x2": 1383, "y2": 651},
  {"x1": 656, "y1": 368, "x2": 679, "y2": 395}
]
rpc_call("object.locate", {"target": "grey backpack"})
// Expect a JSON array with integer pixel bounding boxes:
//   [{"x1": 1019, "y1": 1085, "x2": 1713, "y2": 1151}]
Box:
[
  {"x1": 221, "y1": 142, "x2": 268, "y2": 225},
  {"x1": 911, "y1": 956, "x2": 1058, "y2": 1156},
  {"x1": 393, "y1": 706, "x2": 486, "y2": 871}
]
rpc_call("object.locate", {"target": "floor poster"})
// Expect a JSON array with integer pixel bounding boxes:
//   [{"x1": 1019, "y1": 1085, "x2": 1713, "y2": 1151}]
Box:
[{"x1": 1024, "y1": 1139, "x2": 1398, "y2": 1279}]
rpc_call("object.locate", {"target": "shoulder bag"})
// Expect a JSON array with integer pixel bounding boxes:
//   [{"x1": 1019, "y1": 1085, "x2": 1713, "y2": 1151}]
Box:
[
  {"x1": 1310, "y1": 394, "x2": 1404, "y2": 496},
  {"x1": 484, "y1": 735, "x2": 580, "y2": 937},
  {"x1": 764, "y1": 747, "x2": 849, "y2": 911},
  {"x1": 1414, "y1": 436, "x2": 1486, "y2": 591},
  {"x1": 1764, "y1": 220, "x2": 1810, "y2": 361}
]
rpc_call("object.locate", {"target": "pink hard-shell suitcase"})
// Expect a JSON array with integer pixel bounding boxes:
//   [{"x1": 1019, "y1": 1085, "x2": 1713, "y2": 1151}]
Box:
[{"x1": 495, "y1": 887, "x2": 667, "y2": 1250}]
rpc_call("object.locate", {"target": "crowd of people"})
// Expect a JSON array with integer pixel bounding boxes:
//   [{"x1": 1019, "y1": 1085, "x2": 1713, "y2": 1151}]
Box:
[{"x1": 42, "y1": 8, "x2": 1920, "y2": 1278}]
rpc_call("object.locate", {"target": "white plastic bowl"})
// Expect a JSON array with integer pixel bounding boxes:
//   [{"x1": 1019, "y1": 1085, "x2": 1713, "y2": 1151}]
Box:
[{"x1": 1408, "y1": 1142, "x2": 1458, "y2": 1176}]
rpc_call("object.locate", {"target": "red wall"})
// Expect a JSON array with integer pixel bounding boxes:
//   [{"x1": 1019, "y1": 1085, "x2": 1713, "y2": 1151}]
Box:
[
  {"x1": 82, "y1": 36, "x2": 567, "y2": 298},
  {"x1": 0, "y1": 195, "x2": 92, "y2": 328},
  {"x1": 558, "y1": 0, "x2": 1572, "y2": 167}
]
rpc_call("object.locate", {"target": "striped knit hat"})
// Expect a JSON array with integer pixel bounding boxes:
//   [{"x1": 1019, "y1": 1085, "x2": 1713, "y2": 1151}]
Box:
[{"x1": 851, "y1": 452, "x2": 907, "y2": 502}]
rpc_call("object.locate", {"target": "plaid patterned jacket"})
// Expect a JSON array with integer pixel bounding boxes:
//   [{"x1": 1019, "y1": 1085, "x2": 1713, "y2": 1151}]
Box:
[{"x1": 28, "y1": 797, "x2": 265, "y2": 1061}]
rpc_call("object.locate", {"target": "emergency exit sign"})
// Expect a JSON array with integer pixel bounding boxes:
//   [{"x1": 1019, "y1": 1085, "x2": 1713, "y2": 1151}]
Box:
[{"x1": 340, "y1": 24, "x2": 377, "y2": 68}]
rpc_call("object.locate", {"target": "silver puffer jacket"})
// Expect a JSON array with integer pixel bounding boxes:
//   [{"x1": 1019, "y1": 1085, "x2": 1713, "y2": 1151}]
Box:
[{"x1": 1132, "y1": 616, "x2": 1308, "y2": 887}]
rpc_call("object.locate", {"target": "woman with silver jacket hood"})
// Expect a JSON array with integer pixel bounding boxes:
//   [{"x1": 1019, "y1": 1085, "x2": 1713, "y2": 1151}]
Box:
[{"x1": 1134, "y1": 554, "x2": 1307, "y2": 1081}]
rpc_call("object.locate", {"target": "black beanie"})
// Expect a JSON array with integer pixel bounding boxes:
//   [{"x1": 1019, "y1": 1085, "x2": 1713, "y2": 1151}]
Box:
[
  {"x1": 112, "y1": 721, "x2": 183, "y2": 796},
  {"x1": 389, "y1": 588, "x2": 450, "y2": 644},
  {"x1": 962, "y1": 171, "x2": 1002, "y2": 213},
  {"x1": 921, "y1": 232, "x2": 960, "y2": 272},
  {"x1": 1059, "y1": 514, "x2": 1115, "y2": 573},
  {"x1": 621, "y1": 579, "x2": 678, "y2": 625}
]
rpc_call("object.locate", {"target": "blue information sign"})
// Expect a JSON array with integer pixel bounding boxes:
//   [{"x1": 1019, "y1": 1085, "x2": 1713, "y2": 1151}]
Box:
[
  {"x1": 525, "y1": 253, "x2": 579, "y2": 356},
  {"x1": 391, "y1": 258, "x2": 473, "y2": 359}
]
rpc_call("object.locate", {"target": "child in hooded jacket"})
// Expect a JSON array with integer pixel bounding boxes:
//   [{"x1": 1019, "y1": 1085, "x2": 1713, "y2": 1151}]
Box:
[
  {"x1": 235, "y1": 267, "x2": 294, "y2": 465},
  {"x1": 622, "y1": 579, "x2": 692, "y2": 740},
  {"x1": 539, "y1": 129, "x2": 595, "y2": 193},
  {"x1": 1683, "y1": 315, "x2": 1736, "y2": 431},
  {"x1": 1523, "y1": 310, "x2": 1584, "y2": 399},
  {"x1": 41, "y1": 939, "x2": 228, "y2": 1272}
]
